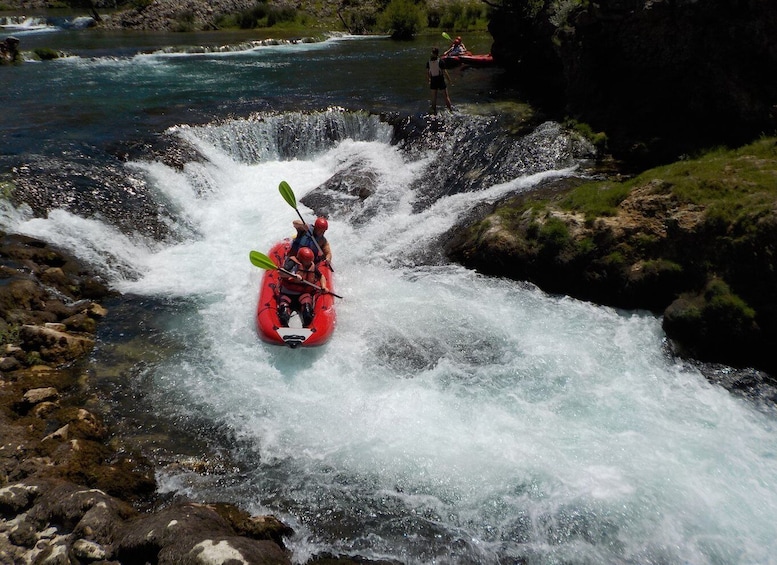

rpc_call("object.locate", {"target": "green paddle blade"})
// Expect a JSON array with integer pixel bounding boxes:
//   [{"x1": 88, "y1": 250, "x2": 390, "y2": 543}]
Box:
[
  {"x1": 278, "y1": 180, "x2": 297, "y2": 209},
  {"x1": 442, "y1": 32, "x2": 452, "y2": 41},
  {"x1": 249, "y1": 250, "x2": 279, "y2": 271}
]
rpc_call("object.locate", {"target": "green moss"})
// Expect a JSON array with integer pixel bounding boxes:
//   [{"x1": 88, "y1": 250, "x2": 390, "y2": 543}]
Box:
[
  {"x1": 538, "y1": 216, "x2": 570, "y2": 248},
  {"x1": 563, "y1": 119, "x2": 608, "y2": 151},
  {"x1": 560, "y1": 181, "x2": 631, "y2": 218},
  {"x1": 1, "y1": 179, "x2": 15, "y2": 199},
  {"x1": 557, "y1": 136, "x2": 777, "y2": 223},
  {"x1": 0, "y1": 324, "x2": 20, "y2": 347},
  {"x1": 602, "y1": 251, "x2": 625, "y2": 268},
  {"x1": 33, "y1": 48, "x2": 61, "y2": 61},
  {"x1": 642, "y1": 258, "x2": 683, "y2": 277},
  {"x1": 575, "y1": 236, "x2": 596, "y2": 255}
]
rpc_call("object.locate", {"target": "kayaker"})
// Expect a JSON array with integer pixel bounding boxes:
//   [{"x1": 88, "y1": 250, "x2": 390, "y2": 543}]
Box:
[
  {"x1": 426, "y1": 47, "x2": 453, "y2": 115},
  {"x1": 289, "y1": 216, "x2": 332, "y2": 265},
  {"x1": 277, "y1": 247, "x2": 328, "y2": 327},
  {"x1": 444, "y1": 36, "x2": 467, "y2": 56}
]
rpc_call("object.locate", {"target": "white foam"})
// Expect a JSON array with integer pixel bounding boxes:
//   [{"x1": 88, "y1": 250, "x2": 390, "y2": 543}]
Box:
[{"x1": 6, "y1": 114, "x2": 777, "y2": 563}]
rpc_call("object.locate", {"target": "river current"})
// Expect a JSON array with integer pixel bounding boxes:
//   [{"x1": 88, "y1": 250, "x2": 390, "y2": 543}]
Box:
[{"x1": 2, "y1": 21, "x2": 777, "y2": 565}]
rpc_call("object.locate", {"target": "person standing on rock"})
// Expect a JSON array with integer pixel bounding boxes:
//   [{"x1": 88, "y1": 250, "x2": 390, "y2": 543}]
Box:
[{"x1": 426, "y1": 47, "x2": 452, "y2": 115}]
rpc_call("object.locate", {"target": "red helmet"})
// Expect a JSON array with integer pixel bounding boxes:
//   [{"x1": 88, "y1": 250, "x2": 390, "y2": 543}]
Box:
[
  {"x1": 297, "y1": 247, "x2": 314, "y2": 265},
  {"x1": 314, "y1": 217, "x2": 328, "y2": 231},
  {"x1": 455, "y1": 37, "x2": 462, "y2": 44}
]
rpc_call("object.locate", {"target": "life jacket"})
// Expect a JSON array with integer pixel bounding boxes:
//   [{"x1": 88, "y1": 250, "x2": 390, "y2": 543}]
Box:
[
  {"x1": 428, "y1": 58, "x2": 441, "y2": 77},
  {"x1": 280, "y1": 260, "x2": 322, "y2": 295},
  {"x1": 290, "y1": 229, "x2": 327, "y2": 261}
]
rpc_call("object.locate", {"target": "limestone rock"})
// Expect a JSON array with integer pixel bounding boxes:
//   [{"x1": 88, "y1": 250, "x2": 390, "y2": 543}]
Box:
[{"x1": 19, "y1": 325, "x2": 95, "y2": 365}]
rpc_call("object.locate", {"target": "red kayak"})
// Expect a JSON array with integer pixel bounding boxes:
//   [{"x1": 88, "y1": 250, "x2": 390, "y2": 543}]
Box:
[
  {"x1": 256, "y1": 240, "x2": 336, "y2": 348},
  {"x1": 441, "y1": 53, "x2": 495, "y2": 69}
]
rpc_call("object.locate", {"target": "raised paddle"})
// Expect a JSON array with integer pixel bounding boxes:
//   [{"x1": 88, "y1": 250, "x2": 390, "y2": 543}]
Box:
[
  {"x1": 442, "y1": 32, "x2": 452, "y2": 41},
  {"x1": 249, "y1": 250, "x2": 343, "y2": 299},
  {"x1": 278, "y1": 180, "x2": 332, "y2": 270}
]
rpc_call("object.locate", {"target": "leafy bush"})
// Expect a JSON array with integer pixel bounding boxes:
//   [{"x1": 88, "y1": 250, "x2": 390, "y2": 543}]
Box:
[
  {"x1": 642, "y1": 258, "x2": 683, "y2": 277},
  {"x1": 378, "y1": 0, "x2": 425, "y2": 39},
  {"x1": 429, "y1": 0, "x2": 488, "y2": 31},
  {"x1": 173, "y1": 10, "x2": 196, "y2": 32},
  {"x1": 235, "y1": 2, "x2": 297, "y2": 29}
]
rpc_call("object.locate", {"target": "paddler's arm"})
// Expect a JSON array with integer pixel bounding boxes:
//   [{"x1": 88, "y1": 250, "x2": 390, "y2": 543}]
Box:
[
  {"x1": 320, "y1": 240, "x2": 332, "y2": 264},
  {"x1": 292, "y1": 219, "x2": 309, "y2": 233}
]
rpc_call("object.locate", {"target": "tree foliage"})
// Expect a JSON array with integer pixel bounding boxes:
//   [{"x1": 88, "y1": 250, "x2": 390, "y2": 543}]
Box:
[{"x1": 378, "y1": 0, "x2": 425, "y2": 39}]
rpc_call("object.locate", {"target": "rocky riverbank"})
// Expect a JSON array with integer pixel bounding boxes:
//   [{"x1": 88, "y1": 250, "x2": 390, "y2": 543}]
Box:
[{"x1": 0, "y1": 233, "x2": 383, "y2": 564}]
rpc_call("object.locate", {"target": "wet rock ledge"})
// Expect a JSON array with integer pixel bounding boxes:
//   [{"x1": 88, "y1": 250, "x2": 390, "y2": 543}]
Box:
[{"x1": 0, "y1": 232, "x2": 295, "y2": 564}]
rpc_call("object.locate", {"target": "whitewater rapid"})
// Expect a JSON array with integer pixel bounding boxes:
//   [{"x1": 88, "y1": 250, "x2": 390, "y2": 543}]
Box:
[{"x1": 4, "y1": 112, "x2": 777, "y2": 564}]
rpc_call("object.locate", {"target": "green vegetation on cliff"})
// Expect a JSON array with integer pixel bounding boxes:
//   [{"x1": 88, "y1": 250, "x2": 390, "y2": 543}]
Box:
[
  {"x1": 449, "y1": 137, "x2": 777, "y2": 373},
  {"x1": 562, "y1": 138, "x2": 777, "y2": 221}
]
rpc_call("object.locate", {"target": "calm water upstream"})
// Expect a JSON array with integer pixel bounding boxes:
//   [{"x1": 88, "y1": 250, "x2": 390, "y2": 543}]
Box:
[{"x1": 2, "y1": 21, "x2": 777, "y2": 565}]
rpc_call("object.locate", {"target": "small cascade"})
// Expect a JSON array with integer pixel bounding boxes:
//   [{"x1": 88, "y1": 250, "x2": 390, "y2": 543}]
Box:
[
  {"x1": 0, "y1": 15, "x2": 92, "y2": 32},
  {"x1": 0, "y1": 15, "x2": 50, "y2": 31},
  {"x1": 175, "y1": 107, "x2": 393, "y2": 164},
  {"x1": 150, "y1": 36, "x2": 319, "y2": 55}
]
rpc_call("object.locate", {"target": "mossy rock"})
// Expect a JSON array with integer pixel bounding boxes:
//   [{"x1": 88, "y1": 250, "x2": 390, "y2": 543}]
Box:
[{"x1": 32, "y1": 48, "x2": 62, "y2": 61}]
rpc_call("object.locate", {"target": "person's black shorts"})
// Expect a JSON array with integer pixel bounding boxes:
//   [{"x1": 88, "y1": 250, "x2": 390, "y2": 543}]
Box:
[{"x1": 430, "y1": 75, "x2": 446, "y2": 90}]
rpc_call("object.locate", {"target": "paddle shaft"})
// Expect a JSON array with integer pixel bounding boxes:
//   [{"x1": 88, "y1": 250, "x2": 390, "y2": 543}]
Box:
[
  {"x1": 279, "y1": 181, "x2": 332, "y2": 270},
  {"x1": 278, "y1": 265, "x2": 340, "y2": 298},
  {"x1": 249, "y1": 250, "x2": 343, "y2": 298}
]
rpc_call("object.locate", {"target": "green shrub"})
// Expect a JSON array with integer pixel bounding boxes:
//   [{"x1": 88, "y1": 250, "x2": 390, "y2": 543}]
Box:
[
  {"x1": 235, "y1": 2, "x2": 297, "y2": 29},
  {"x1": 575, "y1": 236, "x2": 596, "y2": 255},
  {"x1": 642, "y1": 258, "x2": 683, "y2": 277},
  {"x1": 564, "y1": 119, "x2": 608, "y2": 151},
  {"x1": 378, "y1": 0, "x2": 425, "y2": 39},
  {"x1": 602, "y1": 251, "x2": 625, "y2": 268},
  {"x1": 432, "y1": 0, "x2": 488, "y2": 31},
  {"x1": 538, "y1": 216, "x2": 570, "y2": 248},
  {"x1": 700, "y1": 278, "x2": 755, "y2": 325},
  {"x1": 708, "y1": 292, "x2": 756, "y2": 321}
]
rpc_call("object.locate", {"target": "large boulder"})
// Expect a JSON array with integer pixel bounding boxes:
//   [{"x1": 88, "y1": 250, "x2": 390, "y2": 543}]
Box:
[
  {"x1": 19, "y1": 324, "x2": 95, "y2": 366},
  {"x1": 113, "y1": 501, "x2": 291, "y2": 564},
  {"x1": 0, "y1": 37, "x2": 20, "y2": 65}
]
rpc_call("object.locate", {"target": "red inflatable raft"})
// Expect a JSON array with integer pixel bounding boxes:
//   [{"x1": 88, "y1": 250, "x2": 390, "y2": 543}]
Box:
[
  {"x1": 255, "y1": 239, "x2": 336, "y2": 348},
  {"x1": 441, "y1": 53, "x2": 495, "y2": 69}
]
